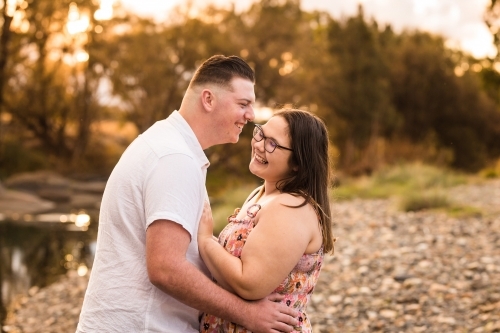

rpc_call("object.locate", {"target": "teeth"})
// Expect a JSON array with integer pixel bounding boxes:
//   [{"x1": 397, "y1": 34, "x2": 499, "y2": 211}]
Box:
[{"x1": 255, "y1": 154, "x2": 268, "y2": 164}]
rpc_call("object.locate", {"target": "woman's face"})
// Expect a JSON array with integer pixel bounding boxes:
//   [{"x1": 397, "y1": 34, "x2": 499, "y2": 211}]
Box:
[{"x1": 249, "y1": 115, "x2": 295, "y2": 182}]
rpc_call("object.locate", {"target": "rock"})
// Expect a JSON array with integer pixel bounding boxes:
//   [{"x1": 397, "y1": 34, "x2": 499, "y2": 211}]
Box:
[
  {"x1": 436, "y1": 315, "x2": 456, "y2": 325},
  {"x1": 69, "y1": 180, "x2": 107, "y2": 194},
  {"x1": 379, "y1": 309, "x2": 398, "y2": 319},
  {"x1": 0, "y1": 187, "x2": 55, "y2": 216},
  {"x1": 4, "y1": 171, "x2": 72, "y2": 203},
  {"x1": 393, "y1": 274, "x2": 413, "y2": 283},
  {"x1": 4, "y1": 271, "x2": 88, "y2": 333},
  {"x1": 0, "y1": 172, "x2": 104, "y2": 221},
  {"x1": 69, "y1": 193, "x2": 102, "y2": 209}
]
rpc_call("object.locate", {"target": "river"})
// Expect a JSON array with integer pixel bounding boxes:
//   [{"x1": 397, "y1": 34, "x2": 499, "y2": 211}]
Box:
[{"x1": 0, "y1": 208, "x2": 99, "y2": 330}]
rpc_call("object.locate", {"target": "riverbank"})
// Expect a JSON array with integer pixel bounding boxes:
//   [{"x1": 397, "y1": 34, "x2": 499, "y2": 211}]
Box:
[{"x1": 3, "y1": 179, "x2": 500, "y2": 333}]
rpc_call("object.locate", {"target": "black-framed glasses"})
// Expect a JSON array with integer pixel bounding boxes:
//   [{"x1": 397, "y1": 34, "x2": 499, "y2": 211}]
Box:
[{"x1": 253, "y1": 124, "x2": 293, "y2": 153}]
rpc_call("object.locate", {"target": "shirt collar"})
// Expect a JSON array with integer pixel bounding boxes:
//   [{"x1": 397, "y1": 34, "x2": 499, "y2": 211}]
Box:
[{"x1": 168, "y1": 110, "x2": 210, "y2": 169}]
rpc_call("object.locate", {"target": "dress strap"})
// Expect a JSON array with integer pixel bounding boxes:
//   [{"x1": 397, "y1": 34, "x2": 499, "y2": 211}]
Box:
[
  {"x1": 245, "y1": 186, "x2": 263, "y2": 204},
  {"x1": 246, "y1": 203, "x2": 261, "y2": 218}
]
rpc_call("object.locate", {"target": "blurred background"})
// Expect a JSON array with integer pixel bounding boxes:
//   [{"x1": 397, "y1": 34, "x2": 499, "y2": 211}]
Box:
[{"x1": 1, "y1": 0, "x2": 500, "y2": 330}]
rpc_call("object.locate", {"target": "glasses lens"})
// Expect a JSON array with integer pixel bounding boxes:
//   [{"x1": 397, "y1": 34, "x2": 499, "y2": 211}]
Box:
[
  {"x1": 265, "y1": 138, "x2": 278, "y2": 153},
  {"x1": 253, "y1": 126, "x2": 263, "y2": 141}
]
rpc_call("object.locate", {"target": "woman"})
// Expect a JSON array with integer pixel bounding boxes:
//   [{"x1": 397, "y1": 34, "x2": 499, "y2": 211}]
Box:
[{"x1": 198, "y1": 109, "x2": 335, "y2": 332}]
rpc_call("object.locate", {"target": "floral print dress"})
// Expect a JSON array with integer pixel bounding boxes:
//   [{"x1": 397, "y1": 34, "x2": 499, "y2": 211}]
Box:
[{"x1": 200, "y1": 203, "x2": 324, "y2": 333}]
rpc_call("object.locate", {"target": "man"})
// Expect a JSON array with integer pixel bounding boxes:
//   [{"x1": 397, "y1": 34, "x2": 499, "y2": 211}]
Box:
[{"x1": 76, "y1": 55, "x2": 298, "y2": 332}]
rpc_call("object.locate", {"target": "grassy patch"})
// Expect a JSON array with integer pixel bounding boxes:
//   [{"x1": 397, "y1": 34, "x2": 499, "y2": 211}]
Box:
[
  {"x1": 442, "y1": 205, "x2": 483, "y2": 218},
  {"x1": 479, "y1": 163, "x2": 500, "y2": 179},
  {"x1": 333, "y1": 163, "x2": 467, "y2": 203},
  {"x1": 333, "y1": 175, "x2": 402, "y2": 200},
  {"x1": 398, "y1": 189, "x2": 483, "y2": 217},
  {"x1": 480, "y1": 168, "x2": 499, "y2": 179},
  {"x1": 399, "y1": 192, "x2": 450, "y2": 212},
  {"x1": 333, "y1": 163, "x2": 481, "y2": 214},
  {"x1": 476, "y1": 158, "x2": 500, "y2": 179}
]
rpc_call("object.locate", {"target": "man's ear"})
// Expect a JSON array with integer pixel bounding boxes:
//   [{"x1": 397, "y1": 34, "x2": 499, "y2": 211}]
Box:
[{"x1": 201, "y1": 89, "x2": 215, "y2": 112}]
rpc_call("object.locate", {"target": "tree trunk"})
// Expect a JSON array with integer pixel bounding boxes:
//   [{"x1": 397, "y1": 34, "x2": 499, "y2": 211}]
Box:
[{"x1": 0, "y1": 9, "x2": 13, "y2": 159}]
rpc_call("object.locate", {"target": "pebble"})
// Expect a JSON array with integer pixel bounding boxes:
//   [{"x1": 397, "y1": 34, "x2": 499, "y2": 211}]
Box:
[{"x1": 3, "y1": 180, "x2": 500, "y2": 333}]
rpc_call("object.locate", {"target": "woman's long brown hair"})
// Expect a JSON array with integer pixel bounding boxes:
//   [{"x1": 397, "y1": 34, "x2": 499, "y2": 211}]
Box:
[{"x1": 272, "y1": 109, "x2": 335, "y2": 253}]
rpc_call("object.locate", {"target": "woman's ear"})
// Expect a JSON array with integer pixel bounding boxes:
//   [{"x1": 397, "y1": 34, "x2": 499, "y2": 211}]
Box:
[
  {"x1": 201, "y1": 89, "x2": 215, "y2": 112},
  {"x1": 293, "y1": 165, "x2": 299, "y2": 172}
]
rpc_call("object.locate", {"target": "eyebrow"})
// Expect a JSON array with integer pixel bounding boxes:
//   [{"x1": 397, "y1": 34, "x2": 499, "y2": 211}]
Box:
[{"x1": 260, "y1": 125, "x2": 282, "y2": 143}]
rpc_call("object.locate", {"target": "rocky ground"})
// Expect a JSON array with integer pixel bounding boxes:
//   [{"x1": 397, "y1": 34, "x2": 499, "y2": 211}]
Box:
[{"x1": 3, "y1": 179, "x2": 500, "y2": 333}]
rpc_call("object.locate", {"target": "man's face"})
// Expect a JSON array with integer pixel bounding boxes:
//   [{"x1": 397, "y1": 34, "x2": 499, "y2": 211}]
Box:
[{"x1": 212, "y1": 77, "x2": 255, "y2": 144}]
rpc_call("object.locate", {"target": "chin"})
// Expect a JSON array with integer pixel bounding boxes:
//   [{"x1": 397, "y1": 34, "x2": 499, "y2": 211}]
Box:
[
  {"x1": 248, "y1": 160, "x2": 262, "y2": 177},
  {"x1": 249, "y1": 169, "x2": 260, "y2": 178},
  {"x1": 222, "y1": 136, "x2": 239, "y2": 144}
]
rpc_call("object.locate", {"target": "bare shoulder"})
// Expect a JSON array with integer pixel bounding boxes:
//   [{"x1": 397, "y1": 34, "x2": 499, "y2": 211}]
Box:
[{"x1": 265, "y1": 193, "x2": 317, "y2": 220}]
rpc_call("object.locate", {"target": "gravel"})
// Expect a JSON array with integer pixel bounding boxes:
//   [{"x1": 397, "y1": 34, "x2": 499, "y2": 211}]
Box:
[{"x1": 4, "y1": 180, "x2": 500, "y2": 333}]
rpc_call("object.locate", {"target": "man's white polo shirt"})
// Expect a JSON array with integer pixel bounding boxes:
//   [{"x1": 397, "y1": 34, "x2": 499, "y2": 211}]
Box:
[{"x1": 77, "y1": 111, "x2": 210, "y2": 332}]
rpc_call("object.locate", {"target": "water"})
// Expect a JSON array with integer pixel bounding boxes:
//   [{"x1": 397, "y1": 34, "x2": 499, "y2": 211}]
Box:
[{"x1": 0, "y1": 211, "x2": 98, "y2": 329}]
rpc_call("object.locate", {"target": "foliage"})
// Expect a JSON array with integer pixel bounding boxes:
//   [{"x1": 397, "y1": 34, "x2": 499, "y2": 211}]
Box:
[
  {"x1": 485, "y1": 0, "x2": 500, "y2": 59},
  {"x1": 386, "y1": 30, "x2": 500, "y2": 171},
  {"x1": 326, "y1": 7, "x2": 397, "y2": 173},
  {"x1": 332, "y1": 163, "x2": 484, "y2": 216},
  {"x1": 444, "y1": 204, "x2": 483, "y2": 218},
  {"x1": 398, "y1": 191, "x2": 483, "y2": 217},
  {"x1": 0, "y1": 139, "x2": 49, "y2": 180},
  {"x1": 1, "y1": 0, "x2": 500, "y2": 181},
  {"x1": 399, "y1": 192, "x2": 450, "y2": 212},
  {"x1": 0, "y1": 0, "x2": 107, "y2": 169},
  {"x1": 479, "y1": 158, "x2": 500, "y2": 179},
  {"x1": 479, "y1": 63, "x2": 500, "y2": 104}
]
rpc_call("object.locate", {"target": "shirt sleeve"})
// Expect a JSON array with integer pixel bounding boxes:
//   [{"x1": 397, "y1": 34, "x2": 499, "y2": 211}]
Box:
[{"x1": 144, "y1": 153, "x2": 203, "y2": 237}]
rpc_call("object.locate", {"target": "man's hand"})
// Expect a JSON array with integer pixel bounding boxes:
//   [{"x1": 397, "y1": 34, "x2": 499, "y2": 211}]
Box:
[{"x1": 243, "y1": 293, "x2": 299, "y2": 333}]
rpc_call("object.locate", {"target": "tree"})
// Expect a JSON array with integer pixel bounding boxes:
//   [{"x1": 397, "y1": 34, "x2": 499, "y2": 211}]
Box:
[
  {"x1": 389, "y1": 31, "x2": 500, "y2": 170},
  {"x1": 0, "y1": 0, "x2": 14, "y2": 131},
  {"x1": 485, "y1": 0, "x2": 500, "y2": 59},
  {"x1": 326, "y1": 6, "x2": 397, "y2": 173},
  {"x1": 1, "y1": 0, "x2": 106, "y2": 169}
]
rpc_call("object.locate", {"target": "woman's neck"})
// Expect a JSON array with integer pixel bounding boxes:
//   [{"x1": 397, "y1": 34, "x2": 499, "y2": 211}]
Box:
[{"x1": 259, "y1": 181, "x2": 280, "y2": 199}]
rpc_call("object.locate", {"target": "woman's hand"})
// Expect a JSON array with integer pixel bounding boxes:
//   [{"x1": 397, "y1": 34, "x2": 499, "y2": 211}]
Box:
[
  {"x1": 198, "y1": 200, "x2": 214, "y2": 242},
  {"x1": 197, "y1": 200, "x2": 236, "y2": 292}
]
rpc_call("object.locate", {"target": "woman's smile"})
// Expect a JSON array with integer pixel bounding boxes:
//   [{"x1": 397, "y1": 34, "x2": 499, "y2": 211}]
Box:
[{"x1": 254, "y1": 153, "x2": 268, "y2": 164}]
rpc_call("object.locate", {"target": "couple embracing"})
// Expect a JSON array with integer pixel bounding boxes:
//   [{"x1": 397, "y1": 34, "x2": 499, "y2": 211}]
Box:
[{"x1": 76, "y1": 55, "x2": 334, "y2": 333}]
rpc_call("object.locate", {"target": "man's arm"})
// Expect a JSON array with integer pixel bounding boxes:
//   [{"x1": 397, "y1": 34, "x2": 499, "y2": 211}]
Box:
[{"x1": 146, "y1": 219, "x2": 298, "y2": 333}]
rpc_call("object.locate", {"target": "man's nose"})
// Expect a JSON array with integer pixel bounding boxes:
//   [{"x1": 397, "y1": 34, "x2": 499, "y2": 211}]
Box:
[{"x1": 245, "y1": 105, "x2": 255, "y2": 122}]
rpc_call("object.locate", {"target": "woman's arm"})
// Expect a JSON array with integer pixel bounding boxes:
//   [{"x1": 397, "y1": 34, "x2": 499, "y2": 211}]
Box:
[{"x1": 198, "y1": 195, "x2": 319, "y2": 300}]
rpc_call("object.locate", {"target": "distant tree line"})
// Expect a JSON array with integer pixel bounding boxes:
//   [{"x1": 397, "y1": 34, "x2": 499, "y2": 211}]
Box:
[{"x1": 1, "y1": 0, "x2": 500, "y2": 187}]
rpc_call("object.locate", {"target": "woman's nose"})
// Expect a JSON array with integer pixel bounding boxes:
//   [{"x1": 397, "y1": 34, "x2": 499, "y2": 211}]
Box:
[{"x1": 252, "y1": 137, "x2": 266, "y2": 152}]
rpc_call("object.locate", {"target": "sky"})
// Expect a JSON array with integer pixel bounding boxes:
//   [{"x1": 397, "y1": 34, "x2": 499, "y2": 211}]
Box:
[{"x1": 119, "y1": 0, "x2": 496, "y2": 59}]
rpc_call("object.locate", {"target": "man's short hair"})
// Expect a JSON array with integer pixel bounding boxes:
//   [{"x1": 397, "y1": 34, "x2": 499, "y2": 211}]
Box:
[{"x1": 190, "y1": 55, "x2": 255, "y2": 89}]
